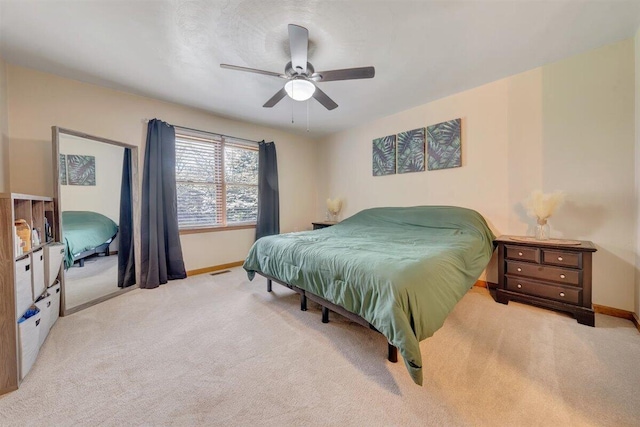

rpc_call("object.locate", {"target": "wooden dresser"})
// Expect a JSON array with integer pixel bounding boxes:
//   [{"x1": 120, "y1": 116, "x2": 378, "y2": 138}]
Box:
[{"x1": 494, "y1": 235, "x2": 597, "y2": 326}]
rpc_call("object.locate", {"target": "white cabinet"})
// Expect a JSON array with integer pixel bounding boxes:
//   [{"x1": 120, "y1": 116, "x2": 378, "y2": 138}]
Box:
[
  {"x1": 48, "y1": 281, "x2": 61, "y2": 331},
  {"x1": 31, "y1": 248, "x2": 45, "y2": 299},
  {"x1": 15, "y1": 257, "x2": 32, "y2": 320},
  {"x1": 34, "y1": 293, "x2": 52, "y2": 348},
  {"x1": 17, "y1": 307, "x2": 42, "y2": 381}
]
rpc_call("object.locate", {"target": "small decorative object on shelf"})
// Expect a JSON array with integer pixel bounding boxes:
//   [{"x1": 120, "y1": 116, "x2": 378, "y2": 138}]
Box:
[
  {"x1": 526, "y1": 190, "x2": 565, "y2": 240},
  {"x1": 31, "y1": 228, "x2": 40, "y2": 247},
  {"x1": 44, "y1": 217, "x2": 53, "y2": 242},
  {"x1": 14, "y1": 219, "x2": 31, "y2": 253},
  {"x1": 326, "y1": 198, "x2": 342, "y2": 222}
]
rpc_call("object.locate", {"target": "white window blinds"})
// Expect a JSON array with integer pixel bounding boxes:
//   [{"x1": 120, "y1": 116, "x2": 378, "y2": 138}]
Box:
[
  {"x1": 225, "y1": 144, "x2": 259, "y2": 224},
  {"x1": 175, "y1": 131, "x2": 258, "y2": 229}
]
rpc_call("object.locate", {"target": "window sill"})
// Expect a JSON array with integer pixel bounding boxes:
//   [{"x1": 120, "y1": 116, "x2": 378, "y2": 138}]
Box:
[{"x1": 179, "y1": 224, "x2": 256, "y2": 235}]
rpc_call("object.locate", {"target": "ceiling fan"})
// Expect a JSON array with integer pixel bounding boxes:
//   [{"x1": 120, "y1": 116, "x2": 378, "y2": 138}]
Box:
[{"x1": 220, "y1": 24, "x2": 375, "y2": 111}]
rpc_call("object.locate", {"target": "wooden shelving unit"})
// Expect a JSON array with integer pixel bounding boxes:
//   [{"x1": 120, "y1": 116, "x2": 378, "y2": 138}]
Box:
[{"x1": 0, "y1": 193, "x2": 57, "y2": 395}]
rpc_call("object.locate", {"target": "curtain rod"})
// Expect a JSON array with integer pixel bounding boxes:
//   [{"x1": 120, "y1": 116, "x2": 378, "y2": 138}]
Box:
[{"x1": 142, "y1": 119, "x2": 261, "y2": 145}]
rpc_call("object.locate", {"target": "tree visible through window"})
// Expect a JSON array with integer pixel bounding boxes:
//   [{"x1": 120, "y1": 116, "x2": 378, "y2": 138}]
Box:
[{"x1": 175, "y1": 130, "x2": 258, "y2": 229}]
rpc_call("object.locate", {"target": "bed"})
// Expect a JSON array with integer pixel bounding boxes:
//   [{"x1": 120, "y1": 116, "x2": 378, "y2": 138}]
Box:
[
  {"x1": 243, "y1": 206, "x2": 495, "y2": 385},
  {"x1": 62, "y1": 211, "x2": 119, "y2": 269}
]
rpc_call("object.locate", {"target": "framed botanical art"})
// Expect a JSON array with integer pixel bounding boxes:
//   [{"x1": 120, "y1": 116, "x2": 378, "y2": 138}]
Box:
[
  {"x1": 66, "y1": 155, "x2": 96, "y2": 186},
  {"x1": 397, "y1": 127, "x2": 425, "y2": 174},
  {"x1": 427, "y1": 118, "x2": 461, "y2": 171},
  {"x1": 59, "y1": 154, "x2": 68, "y2": 185},
  {"x1": 372, "y1": 135, "x2": 396, "y2": 176}
]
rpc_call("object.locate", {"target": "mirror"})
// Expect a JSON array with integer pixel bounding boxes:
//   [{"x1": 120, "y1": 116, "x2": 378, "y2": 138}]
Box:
[{"x1": 52, "y1": 128, "x2": 138, "y2": 314}]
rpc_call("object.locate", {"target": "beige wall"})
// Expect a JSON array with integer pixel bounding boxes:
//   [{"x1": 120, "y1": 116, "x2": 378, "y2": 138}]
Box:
[
  {"x1": 317, "y1": 39, "x2": 636, "y2": 311},
  {"x1": 540, "y1": 39, "x2": 636, "y2": 314},
  {"x1": 0, "y1": 57, "x2": 8, "y2": 192},
  {"x1": 6, "y1": 65, "x2": 318, "y2": 271},
  {"x1": 635, "y1": 28, "x2": 640, "y2": 320},
  {"x1": 59, "y1": 133, "x2": 124, "y2": 223}
]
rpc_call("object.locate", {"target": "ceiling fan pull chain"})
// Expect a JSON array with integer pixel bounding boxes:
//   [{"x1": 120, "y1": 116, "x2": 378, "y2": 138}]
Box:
[
  {"x1": 306, "y1": 99, "x2": 310, "y2": 132},
  {"x1": 291, "y1": 97, "x2": 294, "y2": 124}
]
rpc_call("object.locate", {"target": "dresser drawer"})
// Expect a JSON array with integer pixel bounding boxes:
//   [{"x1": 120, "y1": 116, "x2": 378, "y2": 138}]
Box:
[
  {"x1": 505, "y1": 245, "x2": 540, "y2": 263},
  {"x1": 542, "y1": 249, "x2": 581, "y2": 268},
  {"x1": 505, "y1": 277, "x2": 581, "y2": 305},
  {"x1": 506, "y1": 261, "x2": 581, "y2": 286}
]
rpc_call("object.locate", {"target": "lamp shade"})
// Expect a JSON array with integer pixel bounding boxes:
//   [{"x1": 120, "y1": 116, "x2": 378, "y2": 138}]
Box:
[{"x1": 284, "y1": 79, "x2": 316, "y2": 101}]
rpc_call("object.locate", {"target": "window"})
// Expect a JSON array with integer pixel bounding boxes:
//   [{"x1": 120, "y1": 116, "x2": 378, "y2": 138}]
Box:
[{"x1": 175, "y1": 130, "x2": 258, "y2": 230}]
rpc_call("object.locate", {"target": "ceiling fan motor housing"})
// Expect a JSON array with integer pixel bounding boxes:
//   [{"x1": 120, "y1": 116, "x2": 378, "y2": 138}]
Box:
[{"x1": 285, "y1": 61, "x2": 315, "y2": 78}]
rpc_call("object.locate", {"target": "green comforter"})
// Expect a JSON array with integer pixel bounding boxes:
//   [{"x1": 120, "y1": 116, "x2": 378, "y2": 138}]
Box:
[
  {"x1": 243, "y1": 206, "x2": 495, "y2": 385},
  {"x1": 62, "y1": 211, "x2": 118, "y2": 268}
]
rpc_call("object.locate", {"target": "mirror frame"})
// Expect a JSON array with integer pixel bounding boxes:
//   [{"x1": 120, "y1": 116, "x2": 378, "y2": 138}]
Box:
[{"x1": 52, "y1": 126, "x2": 140, "y2": 316}]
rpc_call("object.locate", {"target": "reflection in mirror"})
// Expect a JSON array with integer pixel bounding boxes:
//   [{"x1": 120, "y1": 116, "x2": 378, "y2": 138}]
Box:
[{"x1": 54, "y1": 129, "x2": 137, "y2": 314}]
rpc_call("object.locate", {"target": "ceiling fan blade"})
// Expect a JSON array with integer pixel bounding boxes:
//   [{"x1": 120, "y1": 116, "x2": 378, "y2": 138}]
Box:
[
  {"x1": 288, "y1": 24, "x2": 308, "y2": 74},
  {"x1": 220, "y1": 64, "x2": 286, "y2": 79},
  {"x1": 263, "y1": 88, "x2": 288, "y2": 108},
  {"x1": 312, "y1": 66, "x2": 375, "y2": 82},
  {"x1": 312, "y1": 86, "x2": 338, "y2": 110}
]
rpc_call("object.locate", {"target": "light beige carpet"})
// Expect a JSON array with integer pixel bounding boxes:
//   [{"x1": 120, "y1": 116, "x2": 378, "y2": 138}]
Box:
[
  {"x1": 64, "y1": 255, "x2": 120, "y2": 308},
  {"x1": 1, "y1": 267, "x2": 638, "y2": 426}
]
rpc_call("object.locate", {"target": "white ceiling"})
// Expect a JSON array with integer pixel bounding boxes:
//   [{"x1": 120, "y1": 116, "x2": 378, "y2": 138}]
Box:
[{"x1": 1, "y1": 0, "x2": 639, "y2": 138}]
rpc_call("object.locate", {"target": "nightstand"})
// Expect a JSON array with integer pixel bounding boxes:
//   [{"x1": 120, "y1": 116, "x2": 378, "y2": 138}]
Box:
[
  {"x1": 494, "y1": 235, "x2": 597, "y2": 326},
  {"x1": 312, "y1": 221, "x2": 337, "y2": 230}
]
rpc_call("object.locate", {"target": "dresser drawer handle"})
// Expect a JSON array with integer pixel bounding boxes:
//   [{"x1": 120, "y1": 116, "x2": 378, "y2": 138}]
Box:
[
  {"x1": 517, "y1": 267, "x2": 522, "y2": 272},
  {"x1": 517, "y1": 284, "x2": 522, "y2": 289},
  {"x1": 558, "y1": 256, "x2": 563, "y2": 261},
  {"x1": 560, "y1": 274, "x2": 566, "y2": 279},
  {"x1": 559, "y1": 292, "x2": 565, "y2": 297},
  {"x1": 518, "y1": 252, "x2": 523, "y2": 256}
]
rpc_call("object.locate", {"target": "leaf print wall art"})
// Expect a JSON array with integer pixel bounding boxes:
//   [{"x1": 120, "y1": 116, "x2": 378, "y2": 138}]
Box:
[
  {"x1": 67, "y1": 155, "x2": 96, "y2": 186},
  {"x1": 372, "y1": 135, "x2": 396, "y2": 176},
  {"x1": 59, "y1": 154, "x2": 68, "y2": 185},
  {"x1": 427, "y1": 118, "x2": 462, "y2": 171},
  {"x1": 397, "y1": 128, "x2": 425, "y2": 174}
]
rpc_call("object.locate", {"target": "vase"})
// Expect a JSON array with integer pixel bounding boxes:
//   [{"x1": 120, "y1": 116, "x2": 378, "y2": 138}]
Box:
[
  {"x1": 535, "y1": 218, "x2": 550, "y2": 240},
  {"x1": 328, "y1": 211, "x2": 338, "y2": 222}
]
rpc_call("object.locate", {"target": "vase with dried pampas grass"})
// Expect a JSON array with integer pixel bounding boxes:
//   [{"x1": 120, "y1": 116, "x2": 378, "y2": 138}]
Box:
[
  {"x1": 326, "y1": 198, "x2": 342, "y2": 222},
  {"x1": 526, "y1": 190, "x2": 565, "y2": 240}
]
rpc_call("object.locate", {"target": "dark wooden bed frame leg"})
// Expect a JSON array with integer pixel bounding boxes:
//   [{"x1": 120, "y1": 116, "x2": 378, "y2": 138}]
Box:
[
  {"x1": 300, "y1": 294, "x2": 307, "y2": 311},
  {"x1": 388, "y1": 343, "x2": 398, "y2": 363},
  {"x1": 78, "y1": 258, "x2": 85, "y2": 268},
  {"x1": 267, "y1": 279, "x2": 272, "y2": 292},
  {"x1": 321, "y1": 306, "x2": 329, "y2": 323}
]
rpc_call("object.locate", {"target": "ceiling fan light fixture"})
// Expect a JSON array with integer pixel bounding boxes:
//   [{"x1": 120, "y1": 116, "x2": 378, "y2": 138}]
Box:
[
  {"x1": 222, "y1": 24, "x2": 374, "y2": 111},
  {"x1": 284, "y1": 79, "x2": 315, "y2": 101}
]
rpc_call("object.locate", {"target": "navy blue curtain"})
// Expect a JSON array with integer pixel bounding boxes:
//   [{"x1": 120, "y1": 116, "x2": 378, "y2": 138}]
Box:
[
  {"x1": 117, "y1": 148, "x2": 135, "y2": 288},
  {"x1": 255, "y1": 141, "x2": 279, "y2": 240},
  {"x1": 140, "y1": 119, "x2": 186, "y2": 288}
]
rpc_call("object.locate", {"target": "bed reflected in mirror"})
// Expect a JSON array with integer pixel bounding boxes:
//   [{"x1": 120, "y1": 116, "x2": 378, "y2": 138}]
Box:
[{"x1": 53, "y1": 128, "x2": 138, "y2": 315}]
